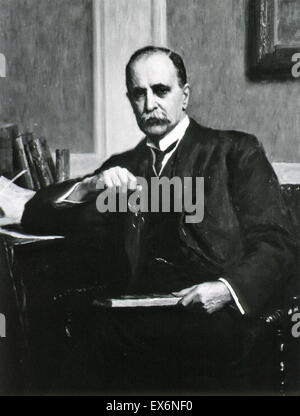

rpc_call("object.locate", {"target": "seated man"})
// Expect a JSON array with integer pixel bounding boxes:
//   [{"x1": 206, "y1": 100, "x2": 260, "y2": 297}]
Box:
[{"x1": 22, "y1": 46, "x2": 296, "y2": 393}]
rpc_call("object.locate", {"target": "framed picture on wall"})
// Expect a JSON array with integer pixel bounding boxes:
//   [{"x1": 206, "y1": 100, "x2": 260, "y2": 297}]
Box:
[{"x1": 248, "y1": 0, "x2": 300, "y2": 79}]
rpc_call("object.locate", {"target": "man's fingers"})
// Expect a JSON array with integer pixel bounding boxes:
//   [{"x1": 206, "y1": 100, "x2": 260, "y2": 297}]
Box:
[
  {"x1": 175, "y1": 286, "x2": 202, "y2": 308},
  {"x1": 99, "y1": 167, "x2": 137, "y2": 191},
  {"x1": 115, "y1": 167, "x2": 137, "y2": 191},
  {"x1": 204, "y1": 300, "x2": 223, "y2": 314},
  {"x1": 125, "y1": 170, "x2": 137, "y2": 190},
  {"x1": 125, "y1": 169, "x2": 137, "y2": 183},
  {"x1": 110, "y1": 169, "x2": 124, "y2": 188},
  {"x1": 117, "y1": 168, "x2": 130, "y2": 192},
  {"x1": 122, "y1": 168, "x2": 138, "y2": 191},
  {"x1": 102, "y1": 171, "x2": 114, "y2": 189},
  {"x1": 179, "y1": 288, "x2": 200, "y2": 307},
  {"x1": 116, "y1": 167, "x2": 129, "y2": 183},
  {"x1": 172, "y1": 285, "x2": 198, "y2": 297}
]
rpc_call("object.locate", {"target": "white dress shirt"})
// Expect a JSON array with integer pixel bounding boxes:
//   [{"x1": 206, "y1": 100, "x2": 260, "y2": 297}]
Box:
[
  {"x1": 147, "y1": 115, "x2": 190, "y2": 176},
  {"x1": 56, "y1": 114, "x2": 245, "y2": 315}
]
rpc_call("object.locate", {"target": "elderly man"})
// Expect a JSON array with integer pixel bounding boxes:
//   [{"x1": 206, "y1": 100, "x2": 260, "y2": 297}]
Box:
[{"x1": 22, "y1": 46, "x2": 296, "y2": 392}]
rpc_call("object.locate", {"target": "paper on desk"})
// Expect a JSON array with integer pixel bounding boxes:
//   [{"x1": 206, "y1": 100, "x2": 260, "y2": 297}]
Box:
[{"x1": 0, "y1": 173, "x2": 36, "y2": 223}]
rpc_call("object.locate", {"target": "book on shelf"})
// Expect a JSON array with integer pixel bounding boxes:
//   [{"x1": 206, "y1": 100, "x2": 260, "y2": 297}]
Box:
[
  {"x1": 41, "y1": 137, "x2": 56, "y2": 179},
  {"x1": 28, "y1": 138, "x2": 55, "y2": 188},
  {"x1": 93, "y1": 294, "x2": 181, "y2": 308},
  {"x1": 0, "y1": 124, "x2": 18, "y2": 175},
  {"x1": 11, "y1": 128, "x2": 67, "y2": 191},
  {"x1": 13, "y1": 135, "x2": 35, "y2": 190},
  {"x1": 56, "y1": 149, "x2": 70, "y2": 183},
  {"x1": 13, "y1": 133, "x2": 56, "y2": 190},
  {"x1": 24, "y1": 141, "x2": 41, "y2": 190}
]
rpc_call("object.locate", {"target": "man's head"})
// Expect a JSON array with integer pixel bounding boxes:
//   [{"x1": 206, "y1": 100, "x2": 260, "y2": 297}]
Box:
[{"x1": 126, "y1": 46, "x2": 190, "y2": 140}]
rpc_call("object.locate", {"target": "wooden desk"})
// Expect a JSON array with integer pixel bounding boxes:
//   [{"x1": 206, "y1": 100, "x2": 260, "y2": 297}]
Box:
[
  {"x1": 0, "y1": 230, "x2": 66, "y2": 394},
  {"x1": 0, "y1": 226, "x2": 123, "y2": 394}
]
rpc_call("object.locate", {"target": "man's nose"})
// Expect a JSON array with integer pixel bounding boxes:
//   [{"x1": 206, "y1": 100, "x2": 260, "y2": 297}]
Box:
[{"x1": 145, "y1": 90, "x2": 158, "y2": 112}]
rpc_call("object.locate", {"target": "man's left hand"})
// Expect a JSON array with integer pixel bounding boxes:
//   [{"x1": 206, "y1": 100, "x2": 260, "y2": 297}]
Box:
[{"x1": 173, "y1": 281, "x2": 232, "y2": 314}]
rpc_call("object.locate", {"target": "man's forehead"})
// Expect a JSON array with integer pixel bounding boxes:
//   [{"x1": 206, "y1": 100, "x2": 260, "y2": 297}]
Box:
[{"x1": 130, "y1": 53, "x2": 178, "y2": 86}]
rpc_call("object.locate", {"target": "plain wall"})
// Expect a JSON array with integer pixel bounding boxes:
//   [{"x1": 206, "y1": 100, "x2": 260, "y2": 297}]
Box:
[
  {"x1": 1, "y1": 0, "x2": 300, "y2": 163},
  {"x1": 0, "y1": 0, "x2": 93, "y2": 153},
  {"x1": 167, "y1": 0, "x2": 300, "y2": 163}
]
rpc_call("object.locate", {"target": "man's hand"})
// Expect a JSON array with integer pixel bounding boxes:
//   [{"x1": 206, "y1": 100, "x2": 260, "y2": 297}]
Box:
[
  {"x1": 173, "y1": 281, "x2": 232, "y2": 314},
  {"x1": 96, "y1": 167, "x2": 137, "y2": 192},
  {"x1": 68, "y1": 167, "x2": 137, "y2": 202}
]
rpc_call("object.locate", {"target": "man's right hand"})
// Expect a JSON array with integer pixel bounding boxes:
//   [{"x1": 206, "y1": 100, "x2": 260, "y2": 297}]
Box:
[
  {"x1": 67, "y1": 167, "x2": 138, "y2": 202},
  {"x1": 96, "y1": 167, "x2": 138, "y2": 193}
]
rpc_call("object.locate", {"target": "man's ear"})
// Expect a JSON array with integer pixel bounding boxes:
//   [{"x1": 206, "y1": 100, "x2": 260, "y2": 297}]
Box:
[
  {"x1": 126, "y1": 91, "x2": 136, "y2": 111},
  {"x1": 182, "y1": 83, "x2": 190, "y2": 111},
  {"x1": 127, "y1": 91, "x2": 139, "y2": 118}
]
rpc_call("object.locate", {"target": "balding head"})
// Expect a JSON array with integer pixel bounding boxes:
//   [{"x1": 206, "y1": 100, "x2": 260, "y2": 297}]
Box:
[{"x1": 126, "y1": 46, "x2": 188, "y2": 93}]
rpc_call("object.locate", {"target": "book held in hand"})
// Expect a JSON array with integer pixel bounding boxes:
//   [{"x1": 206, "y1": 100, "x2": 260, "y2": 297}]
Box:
[{"x1": 93, "y1": 294, "x2": 181, "y2": 308}]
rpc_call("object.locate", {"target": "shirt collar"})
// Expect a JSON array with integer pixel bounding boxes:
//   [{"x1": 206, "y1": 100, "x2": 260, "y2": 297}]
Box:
[{"x1": 146, "y1": 115, "x2": 190, "y2": 152}]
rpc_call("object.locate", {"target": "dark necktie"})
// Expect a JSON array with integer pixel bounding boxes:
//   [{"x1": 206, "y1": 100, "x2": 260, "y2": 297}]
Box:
[{"x1": 153, "y1": 140, "x2": 179, "y2": 176}]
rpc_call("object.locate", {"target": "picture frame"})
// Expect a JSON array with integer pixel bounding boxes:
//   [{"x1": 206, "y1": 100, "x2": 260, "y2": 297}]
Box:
[{"x1": 248, "y1": 0, "x2": 300, "y2": 80}]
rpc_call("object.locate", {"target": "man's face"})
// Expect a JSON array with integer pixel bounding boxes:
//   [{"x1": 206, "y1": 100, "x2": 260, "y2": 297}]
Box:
[{"x1": 127, "y1": 53, "x2": 190, "y2": 140}]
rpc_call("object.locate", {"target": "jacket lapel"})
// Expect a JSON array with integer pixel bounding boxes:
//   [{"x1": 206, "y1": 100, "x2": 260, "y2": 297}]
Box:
[{"x1": 173, "y1": 118, "x2": 216, "y2": 179}]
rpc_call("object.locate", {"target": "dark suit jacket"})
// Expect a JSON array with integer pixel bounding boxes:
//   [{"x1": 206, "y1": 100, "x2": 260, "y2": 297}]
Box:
[{"x1": 22, "y1": 119, "x2": 297, "y2": 316}]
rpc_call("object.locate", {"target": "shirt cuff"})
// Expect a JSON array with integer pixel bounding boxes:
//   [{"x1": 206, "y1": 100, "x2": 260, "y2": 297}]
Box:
[
  {"x1": 56, "y1": 182, "x2": 86, "y2": 204},
  {"x1": 219, "y1": 278, "x2": 246, "y2": 315}
]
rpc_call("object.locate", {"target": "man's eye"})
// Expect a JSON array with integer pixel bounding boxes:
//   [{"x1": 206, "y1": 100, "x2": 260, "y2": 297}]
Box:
[
  {"x1": 132, "y1": 89, "x2": 145, "y2": 100},
  {"x1": 154, "y1": 87, "x2": 170, "y2": 97}
]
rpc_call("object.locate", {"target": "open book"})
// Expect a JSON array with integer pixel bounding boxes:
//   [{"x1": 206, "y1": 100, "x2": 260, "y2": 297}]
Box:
[
  {"x1": 0, "y1": 171, "x2": 36, "y2": 224},
  {"x1": 93, "y1": 294, "x2": 181, "y2": 308}
]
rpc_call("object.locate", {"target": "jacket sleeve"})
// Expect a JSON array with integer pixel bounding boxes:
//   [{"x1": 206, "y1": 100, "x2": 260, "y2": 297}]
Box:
[
  {"x1": 21, "y1": 152, "x2": 130, "y2": 236},
  {"x1": 224, "y1": 135, "x2": 297, "y2": 316}
]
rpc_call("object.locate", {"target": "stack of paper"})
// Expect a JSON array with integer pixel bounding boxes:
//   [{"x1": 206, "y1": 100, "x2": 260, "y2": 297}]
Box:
[{"x1": 0, "y1": 172, "x2": 36, "y2": 223}]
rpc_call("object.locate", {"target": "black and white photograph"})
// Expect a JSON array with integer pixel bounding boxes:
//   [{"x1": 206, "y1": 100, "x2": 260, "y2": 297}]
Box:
[{"x1": 0, "y1": 0, "x2": 300, "y2": 398}]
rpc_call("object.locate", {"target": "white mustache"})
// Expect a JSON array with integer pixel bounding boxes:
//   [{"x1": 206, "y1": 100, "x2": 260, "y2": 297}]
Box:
[{"x1": 141, "y1": 111, "x2": 170, "y2": 125}]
